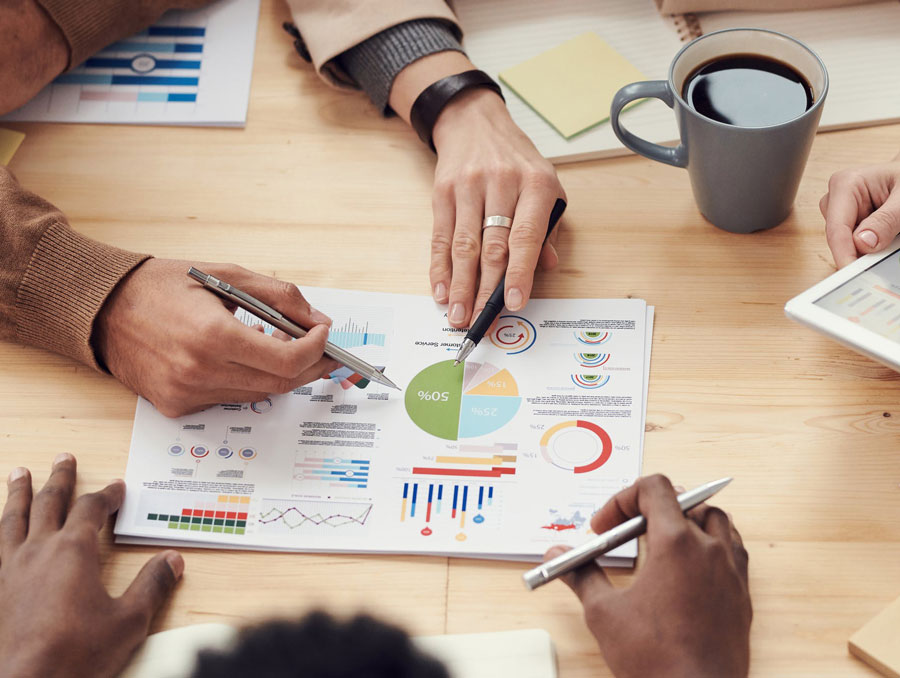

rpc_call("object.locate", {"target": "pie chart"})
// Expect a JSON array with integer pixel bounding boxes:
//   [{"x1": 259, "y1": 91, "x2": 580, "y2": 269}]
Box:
[
  {"x1": 540, "y1": 420, "x2": 612, "y2": 473},
  {"x1": 405, "y1": 360, "x2": 522, "y2": 441}
]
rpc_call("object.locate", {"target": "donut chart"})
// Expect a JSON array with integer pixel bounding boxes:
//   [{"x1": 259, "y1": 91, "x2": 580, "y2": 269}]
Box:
[
  {"x1": 489, "y1": 315, "x2": 536, "y2": 354},
  {"x1": 405, "y1": 360, "x2": 522, "y2": 441},
  {"x1": 540, "y1": 420, "x2": 612, "y2": 473}
]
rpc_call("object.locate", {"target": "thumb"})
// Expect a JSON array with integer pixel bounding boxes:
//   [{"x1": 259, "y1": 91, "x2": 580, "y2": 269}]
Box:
[
  {"x1": 853, "y1": 191, "x2": 900, "y2": 255},
  {"x1": 119, "y1": 550, "x2": 183, "y2": 629}
]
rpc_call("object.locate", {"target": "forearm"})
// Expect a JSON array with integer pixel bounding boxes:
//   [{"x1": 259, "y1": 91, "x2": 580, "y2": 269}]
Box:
[
  {"x1": 0, "y1": 0, "x2": 67, "y2": 114},
  {"x1": 0, "y1": 167, "x2": 150, "y2": 369}
]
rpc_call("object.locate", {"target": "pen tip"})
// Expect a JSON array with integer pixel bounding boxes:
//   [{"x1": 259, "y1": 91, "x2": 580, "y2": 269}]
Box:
[{"x1": 452, "y1": 360, "x2": 460, "y2": 366}]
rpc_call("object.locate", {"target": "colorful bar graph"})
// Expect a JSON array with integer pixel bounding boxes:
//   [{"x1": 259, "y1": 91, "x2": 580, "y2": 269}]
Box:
[
  {"x1": 329, "y1": 318, "x2": 386, "y2": 349},
  {"x1": 294, "y1": 455, "x2": 369, "y2": 489},
  {"x1": 401, "y1": 482, "x2": 409, "y2": 521},
  {"x1": 80, "y1": 91, "x2": 197, "y2": 103},
  {"x1": 400, "y1": 482, "x2": 497, "y2": 531}
]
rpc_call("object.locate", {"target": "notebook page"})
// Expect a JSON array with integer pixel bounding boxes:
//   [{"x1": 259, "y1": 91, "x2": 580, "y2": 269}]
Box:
[
  {"x1": 696, "y1": 2, "x2": 900, "y2": 131},
  {"x1": 453, "y1": 0, "x2": 685, "y2": 163}
]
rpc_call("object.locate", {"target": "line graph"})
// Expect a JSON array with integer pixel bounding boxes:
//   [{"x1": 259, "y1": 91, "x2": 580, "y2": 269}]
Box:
[{"x1": 257, "y1": 499, "x2": 372, "y2": 534}]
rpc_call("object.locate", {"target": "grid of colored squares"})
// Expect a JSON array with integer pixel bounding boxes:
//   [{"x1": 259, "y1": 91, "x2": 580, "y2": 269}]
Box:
[{"x1": 147, "y1": 495, "x2": 249, "y2": 535}]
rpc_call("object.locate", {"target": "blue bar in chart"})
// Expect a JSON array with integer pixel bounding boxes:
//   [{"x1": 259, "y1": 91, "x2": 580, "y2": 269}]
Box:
[
  {"x1": 108, "y1": 41, "x2": 204, "y2": 53},
  {"x1": 85, "y1": 58, "x2": 202, "y2": 70},
  {"x1": 146, "y1": 26, "x2": 206, "y2": 37},
  {"x1": 56, "y1": 74, "x2": 200, "y2": 87},
  {"x1": 329, "y1": 318, "x2": 387, "y2": 349},
  {"x1": 399, "y1": 482, "x2": 499, "y2": 528},
  {"x1": 294, "y1": 455, "x2": 370, "y2": 489}
]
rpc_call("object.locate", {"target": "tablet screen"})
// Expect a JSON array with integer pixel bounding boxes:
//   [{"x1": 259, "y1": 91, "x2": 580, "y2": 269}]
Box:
[{"x1": 815, "y1": 247, "x2": 900, "y2": 342}]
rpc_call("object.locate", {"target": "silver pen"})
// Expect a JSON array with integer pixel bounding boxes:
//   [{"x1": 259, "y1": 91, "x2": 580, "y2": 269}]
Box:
[
  {"x1": 187, "y1": 268, "x2": 400, "y2": 391},
  {"x1": 523, "y1": 477, "x2": 732, "y2": 591}
]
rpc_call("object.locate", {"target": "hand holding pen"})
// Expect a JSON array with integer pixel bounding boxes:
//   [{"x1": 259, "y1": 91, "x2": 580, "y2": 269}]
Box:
[{"x1": 541, "y1": 475, "x2": 752, "y2": 678}]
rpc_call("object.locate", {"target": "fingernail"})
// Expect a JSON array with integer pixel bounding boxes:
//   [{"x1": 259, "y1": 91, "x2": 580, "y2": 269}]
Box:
[
  {"x1": 673, "y1": 485, "x2": 686, "y2": 493},
  {"x1": 434, "y1": 282, "x2": 447, "y2": 302},
  {"x1": 310, "y1": 308, "x2": 332, "y2": 326},
  {"x1": 53, "y1": 452, "x2": 74, "y2": 467},
  {"x1": 449, "y1": 303, "x2": 466, "y2": 324},
  {"x1": 857, "y1": 230, "x2": 878, "y2": 248},
  {"x1": 165, "y1": 551, "x2": 185, "y2": 580},
  {"x1": 8, "y1": 467, "x2": 27, "y2": 484},
  {"x1": 506, "y1": 288, "x2": 523, "y2": 311}
]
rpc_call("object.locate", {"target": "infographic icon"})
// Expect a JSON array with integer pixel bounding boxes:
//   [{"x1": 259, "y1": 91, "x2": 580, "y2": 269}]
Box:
[
  {"x1": 405, "y1": 360, "x2": 521, "y2": 440},
  {"x1": 489, "y1": 315, "x2": 536, "y2": 354},
  {"x1": 575, "y1": 330, "x2": 610, "y2": 345},
  {"x1": 540, "y1": 420, "x2": 612, "y2": 473}
]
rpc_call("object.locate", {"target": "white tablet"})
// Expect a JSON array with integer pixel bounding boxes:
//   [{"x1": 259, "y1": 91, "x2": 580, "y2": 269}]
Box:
[{"x1": 785, "y1": 237, "x2": 900, "y2": 372}]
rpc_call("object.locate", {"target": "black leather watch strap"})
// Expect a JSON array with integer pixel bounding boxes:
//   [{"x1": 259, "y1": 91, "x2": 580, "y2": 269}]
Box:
[{"x1": 409, "y1": 69, "x2": 505, "y2": 152}]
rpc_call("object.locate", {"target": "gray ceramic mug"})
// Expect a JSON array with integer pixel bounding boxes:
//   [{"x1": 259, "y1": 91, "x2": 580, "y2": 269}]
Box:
[{"x1": 610, "y1": 28, "x2": 828, "y2": 234}]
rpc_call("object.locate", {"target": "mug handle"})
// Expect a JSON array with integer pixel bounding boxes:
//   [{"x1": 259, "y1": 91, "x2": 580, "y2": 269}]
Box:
[{"x1": 610, "y1": 81, "x2": 687, "y2": 168}]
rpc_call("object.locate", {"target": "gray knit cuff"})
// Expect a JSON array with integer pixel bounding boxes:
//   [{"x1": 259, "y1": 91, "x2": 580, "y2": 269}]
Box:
[{"x1": 337, "y1": 19, "x2": 464, "y2": 115}]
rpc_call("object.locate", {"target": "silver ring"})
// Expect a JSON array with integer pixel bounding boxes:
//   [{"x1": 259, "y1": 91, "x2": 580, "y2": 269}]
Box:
[{"x1": 483, "y1": 215, "x2": 513, "y2": 230}]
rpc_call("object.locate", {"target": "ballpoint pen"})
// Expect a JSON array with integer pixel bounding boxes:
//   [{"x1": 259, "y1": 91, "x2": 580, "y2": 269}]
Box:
[
  {"x1": 187, "y1": 268, "x2": 401, "y2": 391},
  {"x1": 454, "y1": 198, "x2": 567, "y2": 366},
  {"x1": 522, "y1": 477, "x2": 733, "y2": 591}
]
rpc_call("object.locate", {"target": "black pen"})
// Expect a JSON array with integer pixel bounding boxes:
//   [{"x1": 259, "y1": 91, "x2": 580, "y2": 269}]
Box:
[{"x1": 453, "y1": 198, "x2": 567, "y2": 365}]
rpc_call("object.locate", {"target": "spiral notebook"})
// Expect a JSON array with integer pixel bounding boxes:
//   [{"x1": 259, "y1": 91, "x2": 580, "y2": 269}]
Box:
[{"x1": 453, "y1": 0, "x2": 900, "y2": 163}]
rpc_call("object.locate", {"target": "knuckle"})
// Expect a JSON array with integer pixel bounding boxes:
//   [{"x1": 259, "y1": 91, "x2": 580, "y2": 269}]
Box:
[
  {"x1": 509, "y1": 220, "x2": 542, "y2": 246},
  {"x1": 36, "y1": 483, "x2": 67, "y2": 501},
  {"x1": 863, "y1": 209, "x2": 899, "y2": 233},
  {"x1": 61, "y1": 524, "x2": 95, "y2": 550},
  {"x1": 829, "y1": 169, "x2": 861, "y2": 191},
  {"x1": 481, "y1": 238, "x2": 509, "y2": 266},
  {"x1": 639, "y1": 474, "x2": 672, "y2": 494},
  {"x1": 451, "y1": 233, "x2": 481, "y2": 259},
  {"x1": 524, "y1": 167, "x2": 559, "y2": 192},
  {"x1": 432, "y1": 179, "x2": 454, "y2": 203},
  {"x1": 431, "y1": 233, "x2": 452, "y2": 258}
]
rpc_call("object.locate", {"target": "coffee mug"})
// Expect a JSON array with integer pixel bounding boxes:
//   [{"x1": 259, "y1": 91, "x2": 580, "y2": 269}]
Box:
[{"x1": 610, "y1": 28, "x2": 828, "y2": 234}]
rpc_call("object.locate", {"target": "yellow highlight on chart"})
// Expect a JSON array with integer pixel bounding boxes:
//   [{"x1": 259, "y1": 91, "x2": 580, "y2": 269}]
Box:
[{"x1": 465, "y1": 369, "x2": 518, "y2": 396}]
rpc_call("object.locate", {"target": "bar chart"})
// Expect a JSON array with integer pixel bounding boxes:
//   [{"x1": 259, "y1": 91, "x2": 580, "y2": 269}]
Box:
[
  {"x1": 141, "y1": 492, "x2": 250, "y2": 535},
  {"x1": 399, "y1": 480, "x2": 499, "y2": 537},
  {"x1": 1, "y1": 0, "x2": 260, "y2": 125},
  {"x1": 293, "y1": 450, "x2": 370, "y2": 490}
]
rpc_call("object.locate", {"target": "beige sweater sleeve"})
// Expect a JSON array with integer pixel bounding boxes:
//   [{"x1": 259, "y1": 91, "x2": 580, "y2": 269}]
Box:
[
  {"x1": 656, "y1": 0, "x2": 880, "y2": 13},
  {"x1": 0, "y1": 168, "x2": 150, "y2": 370},
  {"x1": 283, "y1": 0, "x2": 462, "y2": 87}
]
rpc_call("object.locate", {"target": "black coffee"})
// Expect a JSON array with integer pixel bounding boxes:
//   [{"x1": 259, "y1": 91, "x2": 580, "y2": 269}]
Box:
[{"x1": 682, "y1": 54, "x2": 813, "y2": 127}]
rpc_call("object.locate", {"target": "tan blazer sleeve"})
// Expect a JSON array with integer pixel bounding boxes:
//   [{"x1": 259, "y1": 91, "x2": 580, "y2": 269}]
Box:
[
  {"x1": 0, "y1": 167, "x2": 150, "y2": 370},
  {"x1": 657, "y1": 0, "x2": 880, "y2": 13},
  {"x1": 283, "y1": 0, "x2": 462, "y2": 87}
]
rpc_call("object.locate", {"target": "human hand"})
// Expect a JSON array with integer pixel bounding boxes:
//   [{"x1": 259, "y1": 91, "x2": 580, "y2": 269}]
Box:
[
  {"x1": 821, "y1": 152, "x2": 900, "y2": 268},
  {"x1": 431, "y1": 88, "x2": 566, "y2": 327},
  {"x1": 0, "y1": 455, "x2": 183, "y2": 678},
  {"x1": 94, "y1": 259, "x2": 338, "y2": 417},
  {"x1": 545, "y1": 475, "x2": 751, "y2": 678}
]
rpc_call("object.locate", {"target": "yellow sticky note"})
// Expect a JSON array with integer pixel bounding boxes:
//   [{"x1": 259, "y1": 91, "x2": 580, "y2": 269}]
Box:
[
  {"x1": 499, "y1": 32, "x2": 647, "y2": 139},
  {"x1": 0, "y1": 128, "x2": 25, "y2": 165}
]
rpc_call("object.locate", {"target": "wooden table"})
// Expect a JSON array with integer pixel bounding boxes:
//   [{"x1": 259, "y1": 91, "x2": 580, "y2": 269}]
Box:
[{"x1": 2, "y1": 2, "x2": 900, "y2": 676}]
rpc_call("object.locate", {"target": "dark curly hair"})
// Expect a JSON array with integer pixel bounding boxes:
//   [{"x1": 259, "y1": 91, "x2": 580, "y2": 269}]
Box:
[{"x1": 190, "y1": 611, "x2": 450, "y2": 678}]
